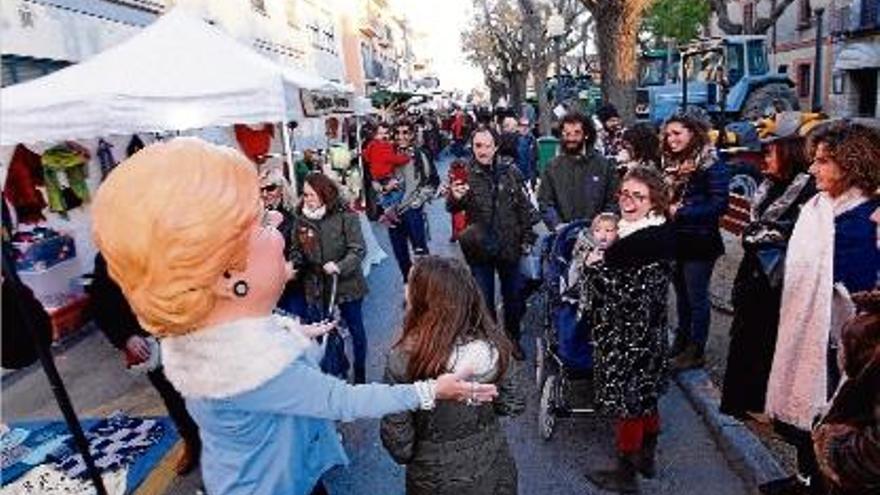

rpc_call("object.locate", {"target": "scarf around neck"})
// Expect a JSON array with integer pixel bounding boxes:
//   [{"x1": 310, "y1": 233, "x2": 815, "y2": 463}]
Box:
[
  {"x1": 160, "y1": 314, "x2": 315, "y2": 399},
  {"x1": 617, "y1": 212, "x2": 667, "y2": 239}
]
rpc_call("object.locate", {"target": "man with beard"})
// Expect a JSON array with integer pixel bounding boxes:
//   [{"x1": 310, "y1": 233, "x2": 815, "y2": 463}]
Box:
[{"x1": 538, "y1": 112, "x2": 619, "y2": 230}]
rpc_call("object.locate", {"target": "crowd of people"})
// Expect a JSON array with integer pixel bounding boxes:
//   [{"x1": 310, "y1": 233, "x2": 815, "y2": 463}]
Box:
[{"x1": 73, "y1": 98, "x2": 879, "y2": 495}]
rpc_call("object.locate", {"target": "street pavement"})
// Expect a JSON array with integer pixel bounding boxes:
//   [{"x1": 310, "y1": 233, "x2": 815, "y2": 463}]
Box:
[{"x1": 1, "y1": 154, "x2": 753, "y2": 494}]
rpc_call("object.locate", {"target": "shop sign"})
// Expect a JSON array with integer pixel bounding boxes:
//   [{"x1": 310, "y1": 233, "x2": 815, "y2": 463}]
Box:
[{"x1": 301, "y1": 90, "x2": 354, "y2": 116}]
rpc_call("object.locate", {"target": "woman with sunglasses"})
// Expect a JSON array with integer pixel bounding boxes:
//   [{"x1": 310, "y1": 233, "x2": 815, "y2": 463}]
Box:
[
  {"x1": 580, "y1": 166, "x2": 675, "y2": 493},
  {"x1": 289, "y1": 172, "x2": 370, "y2": 384}
]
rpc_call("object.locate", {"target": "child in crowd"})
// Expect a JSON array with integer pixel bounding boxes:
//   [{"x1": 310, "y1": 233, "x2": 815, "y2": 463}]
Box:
[
  {"x1": 381, "y1": 256, "x2": 524, "y2": 495},
  {"x1": 364, "y1": 123, "x2": 410, "y2": 211},
  {"x1": 447, "y1": 159, "x2": 469, "y2": 242},
  {"x1": 568, "y1": 213, "x2": 620, "y2": 291}
]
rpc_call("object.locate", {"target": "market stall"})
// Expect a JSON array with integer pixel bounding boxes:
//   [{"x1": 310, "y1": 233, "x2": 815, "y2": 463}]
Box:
[{"x1": 0, "y1": 9, "x2": 355, "y2": 341}]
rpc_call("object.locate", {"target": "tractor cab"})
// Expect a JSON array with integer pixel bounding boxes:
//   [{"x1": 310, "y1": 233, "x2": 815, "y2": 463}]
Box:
[{"x1": 638, "y1": 36, "x2": 797, "y2": 125}]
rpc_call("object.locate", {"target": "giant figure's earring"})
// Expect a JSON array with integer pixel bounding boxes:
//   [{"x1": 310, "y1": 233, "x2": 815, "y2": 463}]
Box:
[{"x1": 233, "y1": 280, "x2": 249, "y2": 298}]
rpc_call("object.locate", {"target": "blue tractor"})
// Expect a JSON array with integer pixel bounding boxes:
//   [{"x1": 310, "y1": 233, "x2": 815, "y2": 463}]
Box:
[{"x1": 636, "y1": 36, "x2": 799, "y2": 125}]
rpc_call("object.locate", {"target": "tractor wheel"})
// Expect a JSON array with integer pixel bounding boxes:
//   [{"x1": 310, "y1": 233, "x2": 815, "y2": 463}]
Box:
[{"x1": 741, "y1": 83, "x2": 800, "y2": 120}]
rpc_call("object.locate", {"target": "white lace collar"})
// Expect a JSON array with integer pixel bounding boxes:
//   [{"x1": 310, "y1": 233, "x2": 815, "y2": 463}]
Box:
[
  {"x1": 617, "y1": 212, "x2": 667, "y2": 239},
  {"x1": 160, "y1": 314, "x2": 314, "y2": 399}
]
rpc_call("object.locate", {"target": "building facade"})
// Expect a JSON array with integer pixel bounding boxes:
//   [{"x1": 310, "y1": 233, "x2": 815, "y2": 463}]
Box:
[
  {"x1": 1, "y1": 0, "x2": 161, "y2": 86},
  {"x1": 709, "y1": 0, "x2": 878, "y2": 117},
  {"x1": 828, "y1": 0, "x2": 880, "y2": 117}
]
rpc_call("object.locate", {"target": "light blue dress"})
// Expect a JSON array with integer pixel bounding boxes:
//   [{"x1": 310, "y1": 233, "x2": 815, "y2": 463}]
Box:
[{"x1": 160, "y1": 316, "x2": 422, "y2": 495}]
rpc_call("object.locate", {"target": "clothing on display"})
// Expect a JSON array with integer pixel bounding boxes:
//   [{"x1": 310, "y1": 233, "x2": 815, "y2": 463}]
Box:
[
  {"x1": 4, "y1": 145, "x2": 47, "y2": 224},
  {"x1": 0, "y1": 464, "x2": 127, "y2": 495},
  {"x1": 40, "y1": 144, "x2": 91, "y2": 216},
  {"x1": 1, "y1": 422, "x2": 71, "y2": 484},
  {"x1": 234, "y1": 123, "x2": 274, "y2": 163},
  {"x1": 126, "y1": 135, "x2": 145, "y2": 157},
  {"x1": 50, "y1": 413, "x2": 163, "y2": 479},
  {"x1": 96, "y1": 139, "x2": 118, "y2": 179}
]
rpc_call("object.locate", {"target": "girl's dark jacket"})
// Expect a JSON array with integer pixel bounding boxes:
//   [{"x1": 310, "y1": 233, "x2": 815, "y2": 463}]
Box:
[
  {"x1": 666, "y1": 151, "x2": 730, "y2": 260},
  {"x1": 288, "y1": 200, "x2": 367, "y2": 306},
  {"x1": 380, "y1": 347, "x2": 525, "y2": 495}
]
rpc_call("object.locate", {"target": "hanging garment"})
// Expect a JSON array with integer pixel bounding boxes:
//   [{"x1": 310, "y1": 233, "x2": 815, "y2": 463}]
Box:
[
  {"x1": 40, "y1": 144, "x2": 91, "y2": 216},
  {"x1": 51, "y1": 414, "x2": 162, "y2": 479},
  {"x1": 96, "y1": 139, "x2": 117, "y2": 179},
  {"x1": 4, "y1": 145, "x2": 47, "y2": 223},
  {"x1": 0, "y1": 464, "x2": 127, "y2": 495},
  {"x1": 126, "y1": 135, "x2": 145, "y2": 157},
  {"x1": 234, "y1": 123, "x2": 274, "y2": 163}
]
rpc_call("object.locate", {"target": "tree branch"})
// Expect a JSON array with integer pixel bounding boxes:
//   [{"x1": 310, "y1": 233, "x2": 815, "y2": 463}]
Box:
[
  {"x1": 753, "y1": 0, "x2": 798, "y2": 34},
  {"x1": 708, "y1": 0, "x2": 743, "y2": 34}
]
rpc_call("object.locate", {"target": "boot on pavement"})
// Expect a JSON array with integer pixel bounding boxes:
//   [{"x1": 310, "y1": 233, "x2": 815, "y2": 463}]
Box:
[
  {"x1": 671, "y1": 343, "x2": 705, "y2": 371},
  {"x1": 638, "y1": 433, "x2": 658, "y2": 479},
  {"x1": 585, "y1": 453, "x2": 639, "y2": 493}
]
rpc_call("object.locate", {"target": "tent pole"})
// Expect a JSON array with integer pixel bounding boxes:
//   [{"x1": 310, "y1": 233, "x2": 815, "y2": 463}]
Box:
[
  {"x1": 1, "y1": 252, "x2": 107, "y2": 495},
  {"x1": 281, "y1": 121, "x2": 297, "y2": 200},
  {"x1": 356, "y1": 114, "x2": 364, "y2": 209}
]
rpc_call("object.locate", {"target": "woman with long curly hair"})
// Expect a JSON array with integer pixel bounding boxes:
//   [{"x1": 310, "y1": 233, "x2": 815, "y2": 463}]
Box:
[
  {"x1": 381, "y1": 256, "x2": 525, "y2": 495},
  {"x1": 661, "y1": 112, "x2": 730, "y2": 370},
  {"x1": 763, "y1": 121, "x2": 880, "y2": 494},
  {"x1": 720, "y1": 114, "x2": 817, "y2": 419}
]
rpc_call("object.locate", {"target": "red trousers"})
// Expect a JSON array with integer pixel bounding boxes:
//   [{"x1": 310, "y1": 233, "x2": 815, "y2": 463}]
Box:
[{"x1": 615, "y1": 413, "x2": 660, "y2": 454}]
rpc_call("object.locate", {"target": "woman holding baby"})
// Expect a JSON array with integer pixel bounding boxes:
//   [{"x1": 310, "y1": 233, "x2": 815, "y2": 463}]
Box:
[{"x1": 579, "y1": 166, "x2": 676, "y2": 494}]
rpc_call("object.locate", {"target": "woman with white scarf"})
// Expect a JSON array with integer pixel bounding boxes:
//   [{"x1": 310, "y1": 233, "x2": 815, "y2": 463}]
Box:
[
  {"x1": 763, "y1": 121, "x2": 880, "y2": 495},
  {"x1": 580, "y1": 166, "x2": 675, "y2": 493}
]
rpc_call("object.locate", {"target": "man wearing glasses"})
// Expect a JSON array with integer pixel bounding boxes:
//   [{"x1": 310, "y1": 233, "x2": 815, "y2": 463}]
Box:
[
  {"x1": 381, "y1": 119, "x2": 440, "y2": 282},
  {"x1": 538, "y1": 112, "x2": 619, "y2": 230}
]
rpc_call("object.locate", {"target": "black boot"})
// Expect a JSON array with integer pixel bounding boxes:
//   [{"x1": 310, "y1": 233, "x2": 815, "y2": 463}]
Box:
[
  {"x1": 586, "y1": 453, "x2": 639, "y2": 493},
  {"x1": 638, "y1": 433, "x2": 657, "y2": 479}
]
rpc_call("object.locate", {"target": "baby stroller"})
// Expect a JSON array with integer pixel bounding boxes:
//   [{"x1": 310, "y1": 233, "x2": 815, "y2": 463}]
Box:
[{"x1": 534, "y1": 220, "x2": 596, "y2": 440}]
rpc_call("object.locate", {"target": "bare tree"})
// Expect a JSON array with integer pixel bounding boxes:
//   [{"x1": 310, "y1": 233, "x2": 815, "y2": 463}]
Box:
[
  {"x1": 518, "y1": 0, "x2": 591, "y2": 134},
  {"x1": 461, "y1": 26, "x2": 510, "y2": 104},
  {"x1": 709, "y1": 0, "x2": 798, "y2": 34},
  {"x1": 461, "y1": 0, "x2": 530, "y2": 108},
  {"x1": 578, "y1": 0, "x2": 653, "y2": 122}
]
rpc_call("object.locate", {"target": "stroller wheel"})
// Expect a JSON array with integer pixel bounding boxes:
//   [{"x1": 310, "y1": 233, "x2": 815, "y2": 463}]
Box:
[
  {"x1": 535, "y1": 337, "x2": 546, "y2": 388},
  {"x1": 539, "y1": 374, "x2": 557, "y2": 440}
]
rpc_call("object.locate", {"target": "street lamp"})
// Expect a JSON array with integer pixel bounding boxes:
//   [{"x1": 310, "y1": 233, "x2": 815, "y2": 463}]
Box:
[
  {"x1": 812, "y1": 7, "x2": 825, "y2": 112},
  {"x1": 547, "y1": 11, "x2": 565, "y2": 104}
]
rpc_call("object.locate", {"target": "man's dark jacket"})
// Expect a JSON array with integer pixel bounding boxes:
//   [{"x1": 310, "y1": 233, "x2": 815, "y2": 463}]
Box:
[
  {"x1": 447, "y1": 157, "x2": 538, "y2": 264},
  {"x1": 538, "y1": 150, "x2": 618, "y2": 229}
]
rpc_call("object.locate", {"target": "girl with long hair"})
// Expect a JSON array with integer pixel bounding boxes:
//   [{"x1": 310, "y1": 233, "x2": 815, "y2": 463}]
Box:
[
  {"x1": 661, "y1": 112, "x2": 730, "y2": 370},
  {"x1": 381, "y1": 256, "x2": 525, "y2": 495}
]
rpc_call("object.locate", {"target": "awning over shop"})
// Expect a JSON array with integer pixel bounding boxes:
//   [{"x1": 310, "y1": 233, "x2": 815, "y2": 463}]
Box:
[{"x1": 834, "y1": 42, "x2": 880, "y2": 71}]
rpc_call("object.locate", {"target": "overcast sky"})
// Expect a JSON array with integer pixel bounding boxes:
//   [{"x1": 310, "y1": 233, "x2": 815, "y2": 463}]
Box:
[{"x1": 391, "y1": 0, "x2": 484, "y2": 91}]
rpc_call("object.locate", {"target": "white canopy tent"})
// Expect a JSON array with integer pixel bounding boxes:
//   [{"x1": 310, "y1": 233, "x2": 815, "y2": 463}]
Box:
[{"x1": 0, "y1": 8, "x2": 344, "y2": 148}]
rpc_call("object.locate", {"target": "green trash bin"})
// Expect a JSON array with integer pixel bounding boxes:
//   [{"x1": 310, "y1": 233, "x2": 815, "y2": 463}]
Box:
[{"x1": 537, "y1": 137, "x2": 559, "y2": 175}]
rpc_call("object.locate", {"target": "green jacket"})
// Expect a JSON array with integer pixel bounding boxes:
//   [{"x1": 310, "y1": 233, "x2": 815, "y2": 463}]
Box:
[
  {"x1": 289, "y1": 204, "x2": 367, "y2": 306},
  {"x1": 537, "y1": 150, "x2": 618, "y2": 229}
]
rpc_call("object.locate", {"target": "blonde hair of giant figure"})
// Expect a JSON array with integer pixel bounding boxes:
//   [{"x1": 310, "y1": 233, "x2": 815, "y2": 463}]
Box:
[{"x1": 92, "y1": 138, "x2": 261, "y2": 336}]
